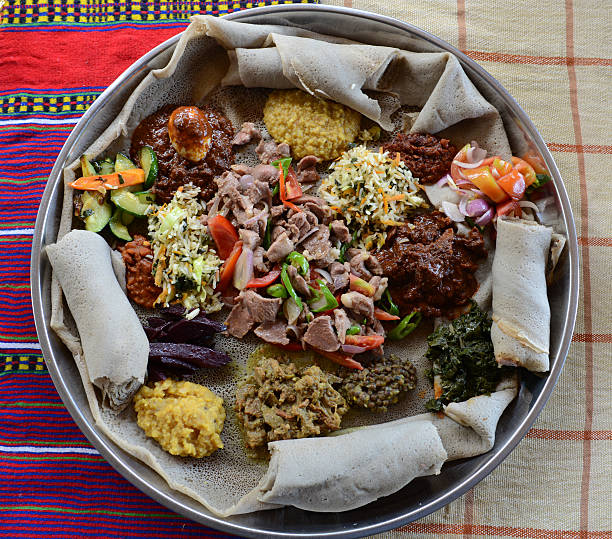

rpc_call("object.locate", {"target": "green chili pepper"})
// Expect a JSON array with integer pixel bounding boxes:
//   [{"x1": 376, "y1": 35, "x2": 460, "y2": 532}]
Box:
[
  {"x1": 307, "y1": 279, "x2": 339, "y2": 312},
  {"x1": 263, "y1": 218, "x2": 272, "y2": 249},
  {"x1": 271, "y1": 156, "x2": 292, "y2": 178},
  {"x1": 338, "y1": 229, "x2": 359, "y2": 263},
  {"x1": 387, "y1": 311, "x2": 422, "y2": 340},
  {"x1": 281, "y1": 263, "x2": 302, "y2": 311},
  {"x1": 271, "y1": 184, "x2": 279, "y2": 198},
  {"x1": 286, "y1": 251, "x2": 309, "y2": 276},
  {"x1": 380, "y1": 289, "x2": 400, "y2": 317},
  {"x1": 267, "y1": 283, "x2": 288, "y2": 298},
  {"x1": 346, "y1": 325, "x2": 361, "y2": 335}
]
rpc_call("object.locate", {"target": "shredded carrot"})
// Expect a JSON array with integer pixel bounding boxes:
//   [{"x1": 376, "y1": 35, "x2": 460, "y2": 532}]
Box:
[
  {"x1": 394, "y1": 152, "x2": 401, "y2": 166},
  {"x1": 330, "y1": 206, "x2": 342, "y2": 212},
  {"x1": 387, "y1": 194, "x2": 406, "y2": 202},
  {"x1": 177, "y1": 185, "x2": 184, "y2": 192}
]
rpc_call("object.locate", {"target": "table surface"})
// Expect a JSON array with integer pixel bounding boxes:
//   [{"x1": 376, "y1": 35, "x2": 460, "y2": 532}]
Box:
[{"x1": 0, "y1": 0, "x2": 610, "y2": 537}]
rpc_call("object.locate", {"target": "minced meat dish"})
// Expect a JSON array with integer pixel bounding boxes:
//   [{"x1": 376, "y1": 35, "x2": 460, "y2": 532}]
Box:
[
  {"x1": 130, "y1": 104, "x2": 234, "y2": 203},
  {"x1": 375, "y1": 211, "x2": 487, "y2": 318},
  {"x1": 235, "y1": 357, "x2": 348, "y2": 449},
  {"x1": 382, "y1": 133, "x2": 456, "y2": 185},
  {"x1": 120, "y1": 235, "x2": 161, "y2": 309}
]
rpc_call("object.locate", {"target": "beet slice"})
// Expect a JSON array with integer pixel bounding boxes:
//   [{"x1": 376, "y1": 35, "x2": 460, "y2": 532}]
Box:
[
  {"x1": 149, "y1": 342, "x2": 231, "y2": 368},
  {"x1": 161, "y1": 317, "x2": 226, "y2": 343},
  {"x1": 149, "y1": 356, "x2": 200, "y2": 373}
]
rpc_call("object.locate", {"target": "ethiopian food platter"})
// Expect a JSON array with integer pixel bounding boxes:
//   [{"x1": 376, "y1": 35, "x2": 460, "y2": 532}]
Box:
[{"x1": 36, "y1": 10, "x2": 576, "y2": 529}]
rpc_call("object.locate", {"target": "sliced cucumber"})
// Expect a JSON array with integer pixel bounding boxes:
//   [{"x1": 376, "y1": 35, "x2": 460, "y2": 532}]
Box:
[
  {"x1": 109, "y1": 208, "x2": 133, "y2": 241},
  {"x1": 138, "y1": 146, "x2": 158, "y2": 189},
  {"x1": 94, "y1": 157, "x2": 115, "y2": 175},
  {"x1": 132, "y1": 190, "x2": 156, "y2": 205},
  {"x1": 114, "y1": 152, "x2": 136, "y2": 172},
  {"x1": 110, "y1": 188, "x2": 151, "y2": 216},
  {"x1": 121, "y1": 211, "x2": 135, "y2": 226},
  {"x1": 80, "y1": 155, "x2": 97, "y2": 177},
  {"x1": 80, "y1": 191, "x2": 112, "y2": 233}
]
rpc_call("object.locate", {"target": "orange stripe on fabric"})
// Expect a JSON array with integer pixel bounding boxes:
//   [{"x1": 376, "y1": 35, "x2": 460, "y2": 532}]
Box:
[
  {"x1": 465, "y1": 50, "x2": 612, "y2": 67},
  {"x1": 526, "y1": 429, "x2": 612, "y2": 441},
  {"x1": 457, "y1": 0, "x2": 466, "y2": 51},
  {"x1": 572, "y1": 333, "x2": 612, "y2": 342},
  {"x1": 565, "y1": 0, "x2": 594, "y2": 535},
  {"x1": 343, "y1": 0, "x2": 352, "y2": 7},
  {"x1": 548, "y1": 143, "x2": 612, "y2": 154},
  {"x1": 398, "y1": 522, "x2": 612, "y2": 537},
  {"x1": 463, "y1": 488, "x2": 474, "y2": 538}
]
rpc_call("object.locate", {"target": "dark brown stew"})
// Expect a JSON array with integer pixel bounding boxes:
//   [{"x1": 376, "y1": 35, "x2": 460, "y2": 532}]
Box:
[
  {"x1": 130, "y1": 104, "x2": 234, "y2": 203},
  {"x1": 375, "y1": 211, "x2": 487, "y2": 318}
]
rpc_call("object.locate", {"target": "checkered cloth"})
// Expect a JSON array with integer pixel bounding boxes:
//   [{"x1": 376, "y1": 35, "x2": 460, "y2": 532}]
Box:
[{"x1": 0, "y1": 0, "x2": 609, "y2": 537}]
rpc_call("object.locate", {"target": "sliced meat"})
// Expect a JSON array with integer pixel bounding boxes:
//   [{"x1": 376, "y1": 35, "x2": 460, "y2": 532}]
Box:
[
  {"x1": 245, "y1": 179, "x2": 271, "y2": 207},
  {"x1": 239, "y1": 229, "x2": 261, "y2": 251},
  {"x1": 253, "y1": 246, "x2": 270, "y2": 274},
  {"x1": 214, "y1": 170, "x2": 254, "y2": 225},
  {"x1": 302, "y1": 225, "x2": 331, "y2": 263},
  {"x1": 266, "y1": 231, "x2": 294, "y2": 263},
  {"x1": 288, "y1": 211, "x2": 318, "y2": 243},
  {"x1": 341, "y1": 291, "x2": 375, "y2": 322},
  {"x1": 368, "y1": 276, "x2": 388, "y2": 301},
  {"x1": 270, "y1": 204, "x2": 286, "y2": 219},
  {"x1": 231, "y1": 163, "x2": 252, "y2": 176},
  {"x1": 226, "y1": 290, "x2": 282, "y2": 338},
  {"x1": 296, "y1": 155, "x2": 320, "y2": 183},
  {"x1": 333, "y1": 308, "x2": 351, "y2": 344},
  {"x1": 349, "y1": 250, "x2": 383, "y2": 279},
  {"x1": 330, "y1": 261, "x2": 350, "y2": 293},
  {"x1": 254, "y1": 321, "x2": 290, "y2": 346},
  {"x1": 252, "y1": 164, "x2": 280, "y2": 185},
  {"x1": 304, "y1": 201, "x2": 334, "y2": 225},
  {"x1": 271, "y1": 224, "x2": 287, "y2": 243},
  {"x1": 286, "y1": 264, "x2": 311, "y2": 298},
  {"x1": 256, "y1": 140, "x2": 290, "y2": 164},
  {"x1": 302, "y1": 315, "x2": 340, "y2": 352},
  {"x1": 330, "y1": 220, "x2": 350, "y2": 243},
  {"x1": 232, "y1": 122, "x2": 262, "y2": 146}
]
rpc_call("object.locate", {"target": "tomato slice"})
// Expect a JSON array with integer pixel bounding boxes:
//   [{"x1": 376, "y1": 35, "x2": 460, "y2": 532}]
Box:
[
  {"x1": 497, "y1": 169, "x2": 526, "y2": 200},
  {"x1": 521, "y1": 151, "x2": 548, "y2": 175},
  {"x1": 374, "y1": 307, "x2": 400, "y2": 321},
  {"x1": 208, "y1": 215, "x2": 239, "y2": 260},
  {"x1": 284, "y1": 168, "x2": 303, "y2": 200},
  {"x1": 344, "y1": 334, "x2": 385, "y2": 350},
  {"x1": 450, "y1": 143, "x2": 470, "y2": 183},
  {"x1": 464, "y1": 165, "x2": 509, "y2": 203},
  {"x1": 215, "y1": 240, "x2": 242, "y2": 293},
  {"x1": 315, "y1": 349, "x2": 363, "y2": 370},
  {"x1": 511, "y1": 157, "x2": 537, "y2": 187},
  {"x1": 496, "y1": 199, "x2": 522, "y2": 218},
  {"x1": 245, "y1": 268, "x2": 281, "y2": 288},
  {"x1": 490, "y1": 157, "x2": 513, "y2": 177}
]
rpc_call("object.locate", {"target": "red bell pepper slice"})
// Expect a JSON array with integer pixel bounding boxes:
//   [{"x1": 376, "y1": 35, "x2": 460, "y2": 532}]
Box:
[
  {"x1": 208, "y1": 214, "x2": 239, "y2": 259},
  {"x1": 279, "y1": 168, "x2": 302, "y2": 213},
  {"x1": 344, "y1": 334, "x2": 385, "y2": 350},
  {"x1": 245, "y1": 268, "x2": 281, "y2": 288},
  {"x1": 215, "y1": 240, "x2": 242, "y2": 293},
  {"x1": 315, "y1": 349, "x2": 363, "y2": 370},
  {"x1": 374, "y1": 307, "x2": 400, "y2": 321},
  {"x1": 284, "y1": 167, "x2": 303, "y2": 200}
]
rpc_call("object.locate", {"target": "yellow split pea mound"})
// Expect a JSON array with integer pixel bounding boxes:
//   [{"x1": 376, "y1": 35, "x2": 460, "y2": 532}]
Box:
[
  {"x1": 134, "y1": 379, "x2": 225, "y2": 458},
  {"x1": 263, "y1": 90, "x2": 361, "y2": 160}
]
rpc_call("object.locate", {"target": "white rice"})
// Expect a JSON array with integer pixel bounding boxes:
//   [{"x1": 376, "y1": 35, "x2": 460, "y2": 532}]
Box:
[
  {"x1": 148, "y1": 183, "x2": 222, "y2": 312},
  {"x1": 319, "y1": 145, "x2": 428, "y2": 249}
]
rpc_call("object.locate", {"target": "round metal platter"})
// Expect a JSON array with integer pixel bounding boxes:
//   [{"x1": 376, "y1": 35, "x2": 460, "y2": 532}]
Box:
[{"x1": 31, "y1": 5, "x2": 579, "y2": 538}]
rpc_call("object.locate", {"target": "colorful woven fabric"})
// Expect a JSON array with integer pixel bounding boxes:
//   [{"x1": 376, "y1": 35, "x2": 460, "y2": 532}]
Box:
[{"x1": 1, "y1": 0, "x2": 610, "y2": 538}]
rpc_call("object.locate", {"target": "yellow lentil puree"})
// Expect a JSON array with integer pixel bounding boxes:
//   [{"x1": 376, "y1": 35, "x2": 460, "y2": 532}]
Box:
[
  {"x1": 263, "y1": 90, "x2": 361, "y2": 160},
  {"x1": 133, "y1": 379, "x2": 225, "y2": 458}
]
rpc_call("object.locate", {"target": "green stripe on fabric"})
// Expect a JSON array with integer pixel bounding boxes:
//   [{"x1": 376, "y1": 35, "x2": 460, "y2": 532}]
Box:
[
  {"x1": 0, "y1": 222, "x2": 35, "y2": 229},
  {"x1": 0, "y1": 177, "x2": 47, "y2": 185},
  {"x1": 0, "y1": 284, "x2": 31, "y2": 290},
  {"x1": 0, "y1": 455, "x2": 103, "y2": 462},
  {"x1": 0, "y1": 402, "x2": 65, "y2": 408},
  {"x1": 0, "y1": 237, "x2": 32, "y2": 243},
  {"x1": 0, "y1": 125, "x2": 74, "y2": 132},
  {"x1": 0, "y1": 370, "x2": 49, "y2": 376},
  {"x1": 0, "y1": 505, "x2": 179, "y2": 519},
  {"x1": 0, "y1": 439, "x2": 86, "y2": 446},
  {"x1": 0, "y1": 335, "x2": 39, "y2": 341}
]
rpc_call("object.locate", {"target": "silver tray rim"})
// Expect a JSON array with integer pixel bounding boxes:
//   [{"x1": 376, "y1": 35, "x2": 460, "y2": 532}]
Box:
[{"x1": 30, "y1": 4, "x2": 579, "y2": 538}]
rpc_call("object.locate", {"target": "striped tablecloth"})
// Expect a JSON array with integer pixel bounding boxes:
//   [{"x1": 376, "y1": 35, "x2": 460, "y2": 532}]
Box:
[{"x1": 1, "y1": 1, "x2": 610, "y2": 537}]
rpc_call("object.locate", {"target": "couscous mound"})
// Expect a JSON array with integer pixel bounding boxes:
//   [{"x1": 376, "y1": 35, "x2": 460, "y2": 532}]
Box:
[
  {"x1": 263, "y1": 90, "x2": 361, "y2": 160},
  {"x1": 134, "y1": 379, "x2": 225, "y2": 458}
]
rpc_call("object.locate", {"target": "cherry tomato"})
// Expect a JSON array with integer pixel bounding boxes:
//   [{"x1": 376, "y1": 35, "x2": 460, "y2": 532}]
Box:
[{"x1": 208, "y1": 214, "x2": 238, "y2": 259}]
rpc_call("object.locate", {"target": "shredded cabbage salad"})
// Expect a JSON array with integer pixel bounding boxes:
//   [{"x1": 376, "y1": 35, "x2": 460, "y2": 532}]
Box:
[{"x1": 319, "y1": 145, "x2": 428, "y2": 249}]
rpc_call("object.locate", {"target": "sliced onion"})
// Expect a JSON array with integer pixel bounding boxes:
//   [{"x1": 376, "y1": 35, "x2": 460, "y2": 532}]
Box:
[
  {"x1": 455, "y1": 177, "x2": 474, "y2": 188},
  {"x1": 436, "y1": 173, "x2": 451, "y2": 187},
  {"x1": 466, "y1": 145, "x2": 487, "y2": 164},
  {"x1": 308, "y1": 294, "x2": 329, "y2": 312},
  {"x1": 243, "y1": 204, "x2": 268, "y2": 226},
  {"x1": 475, "y1": 207, "x2": 495, "y2": 226},
  {"x1": 458, "y1": 196, "x2": 470, "y2": 216},
  {"x1": 466, "y1": 198, "x2": 491, "y2": 217},
  {"x1": 286, "y1": 324, "x2": 301, "y2": 339},
  {"x1": 314, "y1": 268, "x2": 333, "y2": 284},
  {"x1": 283, "y1": 297, "x2": 301, "y2": 325},
  {"x1": 452, "y1": 158, "x2": 484, "y2": 169},
  {"x1": 441, "y1": 200, "x2": 465, "y2": 222},
  {"x1": 341, "y1": 344, "x2": 367, "y2": 354},
  {"x1": 518, "y1": 200, "x2": 540, "y2": 212},
  {"x1": 232, "y1": 247, "x2": 253, "y2": 290}
]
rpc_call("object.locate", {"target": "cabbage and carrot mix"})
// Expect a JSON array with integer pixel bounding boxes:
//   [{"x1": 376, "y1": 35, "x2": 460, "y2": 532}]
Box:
[{"x1": 319, "y1": 145, "x2": 427, "y2": 250}]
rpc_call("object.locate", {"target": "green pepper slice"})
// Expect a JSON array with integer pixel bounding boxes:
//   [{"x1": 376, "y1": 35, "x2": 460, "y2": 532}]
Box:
[
  {"x1": 308, "y1": 279, "x2": 339, "y2": 313},
  {"x1": 380, "y1": 289, "x2": 400, "y2": 317},
  {"x1": 346, "y1": 325, "x2": 361, "y2": 335},
  {"x1": 266, "y1": 283, "x2": 288, "y2": 298},
  {"x1": 281, "y1": 264, "x2": 303, "y2": 311},
  {"x1": 387, "y1": 311, "x2": 422, "y2": 340},
  {"x1": 286, "y1": 251, "x2": 309, "y2": 276}
]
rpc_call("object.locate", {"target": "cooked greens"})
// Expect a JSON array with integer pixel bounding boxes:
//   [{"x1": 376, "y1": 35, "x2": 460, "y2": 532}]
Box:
[{"x1": 425, "y1": 303, "x2": 510, "y2": 412}]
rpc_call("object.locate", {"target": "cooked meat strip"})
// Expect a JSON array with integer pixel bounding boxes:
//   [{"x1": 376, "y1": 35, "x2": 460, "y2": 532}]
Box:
[
  {"x1": 288, "y1": 211, "x2": 318, "y2": 243},
  {"x1": 302, "y1": 315, "x2": 340, "y2": 352},
  {"x1": 333, "y1": 308, "x2": 351, "y2": 344},
  {"x1": 382, "y1": 132, "x2": 457, "y2": 185},
  {"x1": 330, "y1": 219, "x2": 351, "y2": 243},
  {"x1": 231, "y1": 163, "x2": 252, "y2": 175},
  {"x1": 303, "y1": 201, "x2": 334, "y2": 225},
  {"x1": 286, "y1": 264, "x2": 311, "y2": 298},
  {"x1": 254, "y1": 321, "x2": 290, "y2": 346},
  {"x1": 341, "y1": 291, "x2": 375, "y2": 322},
  {"x1": 349, "y1": 250, "x2": 383, "y2": 279},
  {"x1": 226, "y1": 290, "x2": 282, "y2": 338},
  {"x1": 256, "y1": 139, "x2": 290, "y2": 164},
  {"x1": 296, "y1": 155, "x2": 320, "y2": 183},
  {"x1": 119, "y1": 235, "x2": 162, "y2": 309},
  {"x1": 232, "y1": 122, "x2": 262, "y2": 146},
  {"x1": 368, "y1": 275, "x2": 388, "y2": 301},
  {"x1": 375, "y1": 211, "x2": 487, "y2": 318},
  {"x1": 330, "y1": 261, "x2": 350, "y2": 293},
  {"x1": 251, "y1": 164, "x2": 280, "y2": 185},
  {"x1": 245, "y1": 179, "x2": 271, "y2": 208},
  {"x1": 253, "y1": 246, "x2": 270, "y2": 274},
  {"x1": 266, "y1": 231, "x2": 294, "y2": 263},
  {"x1": 301, "y1": 225, "x2": 332, "y2": 264},
  {"x1": 239, "y1": 228, "x2": 261, "y2": 250}
]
